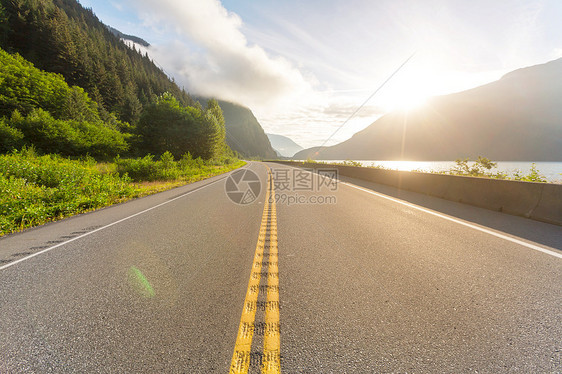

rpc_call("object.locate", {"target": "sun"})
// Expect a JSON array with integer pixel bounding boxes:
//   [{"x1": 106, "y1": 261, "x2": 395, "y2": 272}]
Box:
[
  {"x1": 390, "y1": 89, "x2": 429, "y2": 111},
  {"x1": 380, "y1": 76, "x2": 431, "y2": 112},
  {"x1": 377, "y1": 59, "x2": 436, "y2": 112}
]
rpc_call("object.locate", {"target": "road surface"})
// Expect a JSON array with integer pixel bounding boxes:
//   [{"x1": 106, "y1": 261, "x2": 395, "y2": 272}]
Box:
[{"x1": 0, "y1": 162, "x2": 561, "y2": 373}]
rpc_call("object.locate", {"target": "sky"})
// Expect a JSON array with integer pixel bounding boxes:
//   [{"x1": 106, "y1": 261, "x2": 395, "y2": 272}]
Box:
[{"x1": 79, "y1": 0, "x2": 562, "y2": 148}]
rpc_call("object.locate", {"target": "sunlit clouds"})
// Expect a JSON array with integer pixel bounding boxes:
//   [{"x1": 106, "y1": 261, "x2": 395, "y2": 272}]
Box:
[
  {"x1": 130, "y1": 0, "x2": 311, "y2": 109},
  {"x1": 81, "y1": 0, "x2": 562, "y2": 149}
]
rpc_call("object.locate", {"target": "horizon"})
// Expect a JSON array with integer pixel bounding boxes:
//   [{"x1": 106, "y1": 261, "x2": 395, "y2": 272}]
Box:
[{"x1": 80, "y1": 0, "x2": 562, "y2": 149}]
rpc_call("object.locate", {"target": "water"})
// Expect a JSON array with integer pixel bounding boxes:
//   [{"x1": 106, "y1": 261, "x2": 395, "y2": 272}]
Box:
[{"x1": 308, "y1": 161, "x2": 562, "y2": 183}]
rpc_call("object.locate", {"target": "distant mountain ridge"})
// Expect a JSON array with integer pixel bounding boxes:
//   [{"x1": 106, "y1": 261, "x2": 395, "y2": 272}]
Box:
[
  {"x1": 266, "y1": 133, "x2": 303, "y2": 157},
  {"x1": 295, "y1": 58, "x2": 562, "y2": 161}
]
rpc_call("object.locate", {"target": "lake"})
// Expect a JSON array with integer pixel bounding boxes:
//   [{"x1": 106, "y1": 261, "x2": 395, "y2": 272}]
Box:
[{"x1": 304, "y1": 160, "x2": 562, "y2": 183}]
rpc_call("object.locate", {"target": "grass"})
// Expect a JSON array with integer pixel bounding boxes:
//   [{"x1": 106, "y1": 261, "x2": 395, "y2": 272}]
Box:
[{"x1": 0, "y1": 148, "x2": 245, "y2": 236}]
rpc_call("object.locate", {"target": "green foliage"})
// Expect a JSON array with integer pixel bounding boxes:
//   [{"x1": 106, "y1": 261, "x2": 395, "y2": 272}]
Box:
[
  {"x1": 339, "y1": 160, "x2": 362, "y2": 167},
  {"x1": 0, "y1": 3, "x2": 9, "y2": 47},
  {"x1": 0, "y1": 117, "x2": 24, "y2": 152},
  {"x1": 0, "y1": 149, "x2": 135, "y2": 235},
  {"x1": 205, "y1": 98, "x2": 227, "y2": 157},
  {"x1": 114, "y1": 154, "x2": 159, "y2": 181},
  {"x1": 513, "y1": 163, "x2": 547, "y2": 183},
  {"x1": 115, "y1": 152, "x2": 206, "y2": 182},
  {"x1": 0, "y1": 48, "x2": 71, "y2": 118},
  {"x1": 450, "y1": 156, "x2": 498, "y2": 177},
  {"x1": 8, "y1": 108, "x2": 128, "y2": 158},
  {"x1": 0, "y1": 47, "x2": 129, "y2": 158},
  {"x1": 0, "y1": 0, "x2": 196, "y2": 123},
  {"x1": 136, "y1": 93, "x2": 228, "y2": 160},
  {"x1": 448, "y1": 157, "x2": 548, "y2": 182},
  {"x1": 0, "y1": 148, "x2": 244, "y2": 235}
]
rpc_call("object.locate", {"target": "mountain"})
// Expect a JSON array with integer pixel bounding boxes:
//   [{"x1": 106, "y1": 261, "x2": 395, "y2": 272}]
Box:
[
  {"x1": 215, "y1": 100, "x2": 277, "y2": 159},
  {"x1": 196, "y1": 98, "x2": 276, "y2": 159},
  {"x1": 0, "y1": 0, "x2": 275, "y2": 159},
  {"x1": 295, "y1": 58, "x2": 562, "y2": 161},
  {"x1": 266, "y1": 133, "x2": 303, "y2": 157},
  {"x1": 107, "y1": 26, "x2": 150, "y2": 47},
  {"x1": 0, "y1": 0, "x2": 196, "y2": 125}
]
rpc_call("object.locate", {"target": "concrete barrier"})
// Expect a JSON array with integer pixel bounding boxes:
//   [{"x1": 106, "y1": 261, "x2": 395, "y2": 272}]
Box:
[{"x1": 270, "y1": 161, "x2": 562, "y2": 226}]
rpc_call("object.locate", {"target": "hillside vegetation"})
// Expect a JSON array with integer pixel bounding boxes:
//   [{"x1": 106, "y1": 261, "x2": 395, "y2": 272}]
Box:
[
  {"x1": 0, "y1": 48, "x2": 128, "y2": 158},
  {"x1": 0, "y1": 32, "x2": 244, "y2": 235},
  {"x1": 0, "y1": 148, "x2": 244, "y2": 236},
  {"x1": 0, "y1": 46, "x2": 244, "y2": 235},
  {"x1": 0, "y1": 0, "x2": 194, "y2": 123},
  {"x1": 0, "y1": 47, "x2": 229, "y2": 160},
  {"x1": 0, "y1": 0, "x2": 276, "y2": 158}
]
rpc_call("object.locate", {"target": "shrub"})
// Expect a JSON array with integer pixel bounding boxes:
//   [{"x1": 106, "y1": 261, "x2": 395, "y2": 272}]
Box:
[
  {"x1": 513, "y1": 163, "x2": 547, "y2": 183},
  {"x1": 0, "y1": 118, "x2": 24, "y2": 152},
  {"x1": 7, "y1": 109, "x2": 128, "y2": 158},
  {"x1": 115, "y1": 154, "x2": 160, "y2": 181}
]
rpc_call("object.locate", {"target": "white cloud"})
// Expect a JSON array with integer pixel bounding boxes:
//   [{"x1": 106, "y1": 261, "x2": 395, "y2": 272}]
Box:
[{"x1": 130, "y1": 0, "x2": 311, "y2": 110}]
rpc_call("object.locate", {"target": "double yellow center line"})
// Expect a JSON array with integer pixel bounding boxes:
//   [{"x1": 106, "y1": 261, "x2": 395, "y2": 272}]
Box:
[{"x1": 230, "y1": 166, "x2": 281, "y2": 374}]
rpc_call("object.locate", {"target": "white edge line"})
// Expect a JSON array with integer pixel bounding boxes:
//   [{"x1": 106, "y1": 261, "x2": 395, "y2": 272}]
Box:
[
  {"x1": 0, "y1": 176, "x2": 230, "y2": 271},
  {"x1": 341, "y1": 181, "x2": 562, "y2": 259}
]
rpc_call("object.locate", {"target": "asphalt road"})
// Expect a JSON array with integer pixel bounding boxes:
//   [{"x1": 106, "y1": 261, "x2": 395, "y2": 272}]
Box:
[{"x1": 0, "y1": 162, "x2": 560, "y2": 373}]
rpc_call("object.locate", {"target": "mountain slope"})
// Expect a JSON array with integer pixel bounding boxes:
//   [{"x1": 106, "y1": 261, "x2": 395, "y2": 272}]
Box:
[
  {"x1": 295, "y1": 58, "x2": 562, "y2": 161},
  {"x1": 267, "y1": 133, "x2": 303, "y2": 157},
  {"x1": 0, "y1": 0, "x2": 275, "y2": 159},
  {"x1": 196, "y1": 98, "x2": 276, "y2": 159},
  {"x1": 0, "y1": 0, "x2": 195, "y2": 125},
  {"x1": 216, "y1": 101, "x2": 277, "y2": 159}
]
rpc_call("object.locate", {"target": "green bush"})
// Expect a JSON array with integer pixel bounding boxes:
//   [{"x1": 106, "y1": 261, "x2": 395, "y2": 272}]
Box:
[
  {"x1": 114, "y1": 152, "x2": 209, "y2": 182},
  {"x1": 7, "y1": 109, "x2": 128, "y2": 158},
  {"x1": 0, "y1": 48, "x2": 130, "y2": 159},
  {"x1": 447, "y1": 157, "x2": 548, "y2": 182},
  {"x1": 0, "y1": 49, "x2": 99, "y2": 121},
  {"x1": 115, "y1": 154, "x2": 160, "y2": 181},
  {"x1": 0, "y1": 118, "x2": 24, "y2": 152},
  {"x1": 0, "y1": 148, "x2": 244, "y2": 235},
  {"x1": 513, "y1": 163, "x2": 547, "y2": 183}
]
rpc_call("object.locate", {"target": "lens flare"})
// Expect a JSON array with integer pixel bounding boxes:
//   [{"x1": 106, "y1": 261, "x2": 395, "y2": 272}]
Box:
[{"x1": 128, "y1": 266, "x2": 155, "y2": 298}]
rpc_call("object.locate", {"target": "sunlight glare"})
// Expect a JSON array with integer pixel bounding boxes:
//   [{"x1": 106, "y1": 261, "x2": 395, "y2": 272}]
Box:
[
  {"x1": 379, "y1": 66, "x2": 432, "y2": 112},
  {"x1": 375, "y1": 54, "x2": 445, "y2": 112}
]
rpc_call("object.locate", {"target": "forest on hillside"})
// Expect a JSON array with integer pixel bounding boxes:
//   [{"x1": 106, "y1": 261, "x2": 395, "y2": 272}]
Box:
[
  {"x1": 0, "y1": 47, "x2": 229, "y2": 160},
  {"x1": 0, "y1": 0, "x2": 277, "y2": 159},
  {"x1": 0, "y1": 46, "x2": 243, "y2": 235},
  {"x1": 0, "y1": 0, "x2": 194, "y2": 124}
]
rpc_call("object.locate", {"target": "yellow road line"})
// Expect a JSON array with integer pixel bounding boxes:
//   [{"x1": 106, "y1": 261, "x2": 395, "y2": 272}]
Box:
[
  {"x1": 262, "y1": 176, "x2": 281, "y2": 373},
  {"x1": 230, "y1": 166, "x2": 281, "y2": 374},
  {"x1": 230, "y1": 174, "x2": 270, "y2": 374}
]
